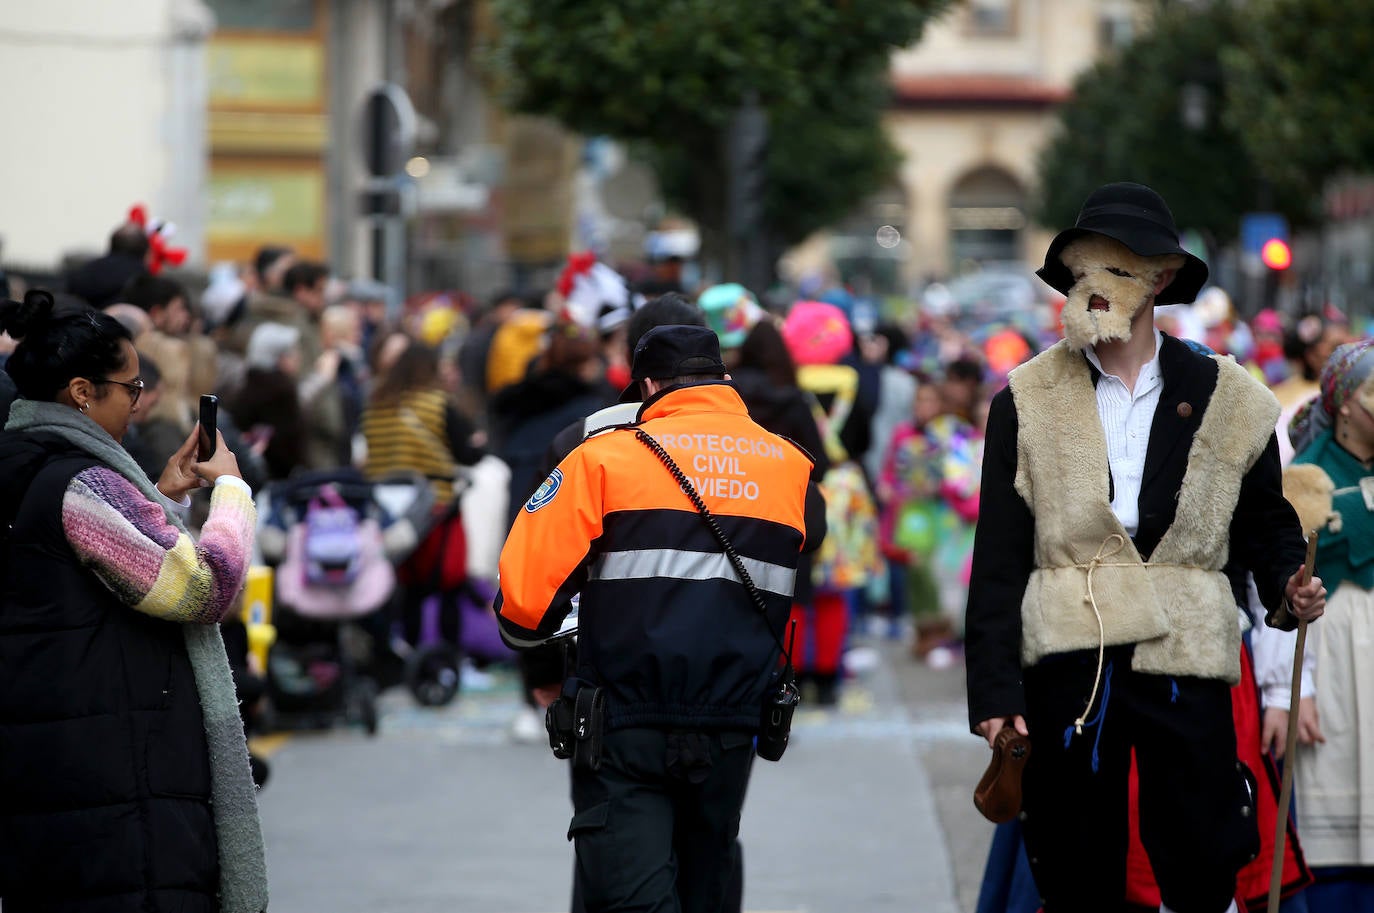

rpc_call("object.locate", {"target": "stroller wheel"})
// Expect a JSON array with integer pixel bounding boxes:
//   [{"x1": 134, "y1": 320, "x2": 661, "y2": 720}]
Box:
[{"x1": 407, "y1": 644, "x2": 461, "y2": 707}]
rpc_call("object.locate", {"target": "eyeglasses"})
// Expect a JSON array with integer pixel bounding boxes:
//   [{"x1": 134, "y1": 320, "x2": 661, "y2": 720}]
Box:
[{"x1": 92, "y1": 377, "x2": 145, "y2": 406}]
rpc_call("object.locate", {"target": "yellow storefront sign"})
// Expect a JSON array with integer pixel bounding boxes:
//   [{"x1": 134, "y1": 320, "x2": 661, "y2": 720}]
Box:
[
  {"x1": 209, "y1": 38, "x2": 324, "y2": 110},
  {"x1": 207, "y1": 164, "x2": 325, "y2": 260}
]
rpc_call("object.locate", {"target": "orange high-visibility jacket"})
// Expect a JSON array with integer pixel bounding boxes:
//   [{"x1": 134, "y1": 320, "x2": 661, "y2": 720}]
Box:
[{"x1": 496, "y1": 381, "x2": 825, "y2": 731}]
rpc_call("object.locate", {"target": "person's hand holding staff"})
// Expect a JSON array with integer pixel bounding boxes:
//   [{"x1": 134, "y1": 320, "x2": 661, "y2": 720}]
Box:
[{"x1": 1268, "y1": 465, "x2": 1332, "y2": 913}]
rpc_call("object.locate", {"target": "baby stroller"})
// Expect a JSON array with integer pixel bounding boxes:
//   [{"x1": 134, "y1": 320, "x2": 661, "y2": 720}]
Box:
[
  {"x1": 257, "y1": 468, "x2": 434, "y2": 735},
  {"x1": 388, "y1": 472, "x2": 512, "y2": 709}
]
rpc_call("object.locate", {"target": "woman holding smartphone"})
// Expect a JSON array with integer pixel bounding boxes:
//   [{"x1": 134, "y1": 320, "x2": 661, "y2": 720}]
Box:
[{"x1": 0, "y1": 290, "x2": 268, "y2": 913}]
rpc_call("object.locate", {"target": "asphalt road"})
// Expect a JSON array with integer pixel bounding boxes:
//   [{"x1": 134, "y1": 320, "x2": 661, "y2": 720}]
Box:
[{"x1": 252, "y1": 634, "x2": 993, "y2": 913}]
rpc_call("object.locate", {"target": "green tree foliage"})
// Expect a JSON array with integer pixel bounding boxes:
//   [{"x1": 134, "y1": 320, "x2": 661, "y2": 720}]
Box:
[
  {"x1": 1223, "y1": 0, "x2": 1374, "y2": 199},
  {"x1": 1035, "y1": 1, "x2": 1307, "y2": 243},
  {"x1": 485, "y1": 0, "x2": 949, "y2": 254}
]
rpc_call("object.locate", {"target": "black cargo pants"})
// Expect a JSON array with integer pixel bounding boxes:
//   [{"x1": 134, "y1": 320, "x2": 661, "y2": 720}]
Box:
[{"x1": 568, "y1": 727, "x2": 754, "y2": 913}]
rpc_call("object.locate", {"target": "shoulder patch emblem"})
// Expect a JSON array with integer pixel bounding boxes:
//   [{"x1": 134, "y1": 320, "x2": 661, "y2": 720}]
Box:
[{"x1": 524, "y1": 468, "x2": 563, "y2": 513}]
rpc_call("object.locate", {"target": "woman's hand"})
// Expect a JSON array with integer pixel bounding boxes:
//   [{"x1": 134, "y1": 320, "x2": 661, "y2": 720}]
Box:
[
  {"x1": 157, "y1": 427, "x2": 243, "y2": 499},
  {"x1": 1261, "y1": 697, "x2": 1326, "y2": 759},
  {"x1": 1261, "y1": 707, "x2": 1288, "y2": 758},
  {"x1": 193, "y1": 429, "x2": 242, "y2": 484},
  {"x1": 1297, "y1": 696, "x2": 1325, "y2": 747},
  {"x1": 156, "y1": 426, "x2": 207, "y2": 501}
]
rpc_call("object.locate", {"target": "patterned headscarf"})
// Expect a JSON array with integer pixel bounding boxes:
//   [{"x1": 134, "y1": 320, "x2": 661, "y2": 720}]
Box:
[{"x1": 1289, "y1": 338, "x2": 1374, "y2": 455}]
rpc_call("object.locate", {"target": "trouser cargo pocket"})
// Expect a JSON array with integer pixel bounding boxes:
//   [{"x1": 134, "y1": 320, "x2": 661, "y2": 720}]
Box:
[{"x1": 567, "y1": 801, "x2": 609, "y2": 842}]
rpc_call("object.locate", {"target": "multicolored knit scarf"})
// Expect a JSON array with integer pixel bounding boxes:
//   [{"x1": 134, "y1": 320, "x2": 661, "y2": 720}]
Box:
[
  {"x1": 4, "y1": 399, "x2": 269, "y2": 913},
  {"x1": 1290, "y1": 338, "x2": 1374, "y2": 456}
]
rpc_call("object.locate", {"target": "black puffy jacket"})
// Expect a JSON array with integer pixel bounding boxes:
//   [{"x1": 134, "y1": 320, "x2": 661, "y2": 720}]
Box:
[
  {"x1": 728, "y1": 368, "x2": 831, "y2": 606},
  {"x1": 492, "y1": 369, "x2": 614, "y2": 530},
  {"x1": 0, "y1": 432, "x2": 219, "y2": 913}
]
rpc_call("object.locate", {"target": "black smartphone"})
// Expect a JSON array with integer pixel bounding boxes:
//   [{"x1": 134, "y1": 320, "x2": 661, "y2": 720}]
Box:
[{"x1": 198, "y1": 394, "x2": 218, "y2": 461}]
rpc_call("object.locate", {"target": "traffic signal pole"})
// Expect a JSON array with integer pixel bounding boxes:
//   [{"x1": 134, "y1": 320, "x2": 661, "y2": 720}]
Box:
[
  {"x1": 725, "y1": 94, "x2": 771, "y2": 295},
  {"x1": 360, "y1": 83, "x2": 416, "y2": 318}
]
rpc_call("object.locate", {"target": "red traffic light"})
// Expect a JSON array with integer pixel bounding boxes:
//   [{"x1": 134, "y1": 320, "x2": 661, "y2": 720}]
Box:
[{"x1": 1261, "y1": 238, "x2": 1292, "y2": 270}]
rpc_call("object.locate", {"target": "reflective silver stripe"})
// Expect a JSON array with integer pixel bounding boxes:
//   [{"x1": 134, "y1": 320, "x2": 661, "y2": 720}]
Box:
[
  {"x1": 590, "y1": 549, "x2": 796, "y2": 598},
  {"x1": 497, "y1": 618, "x2": 549, "y2": 649},
  {"x1": 500, "y1": 628, "x2": 548, "y2": 649}
]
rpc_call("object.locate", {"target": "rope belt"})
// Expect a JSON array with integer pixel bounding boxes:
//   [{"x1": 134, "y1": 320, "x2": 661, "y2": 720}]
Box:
[
  {"x1": 1073, "y1": 533, "x2": 1130, "y2": 735},
  {"x1": 1061, "y1": 535, "x2": 1211, "y2": 736}
]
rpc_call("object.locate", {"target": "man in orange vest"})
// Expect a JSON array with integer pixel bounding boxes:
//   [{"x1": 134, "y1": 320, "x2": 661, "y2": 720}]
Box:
[{"x1": 498, "y1": 325, "x2": 825, "y2": 913}]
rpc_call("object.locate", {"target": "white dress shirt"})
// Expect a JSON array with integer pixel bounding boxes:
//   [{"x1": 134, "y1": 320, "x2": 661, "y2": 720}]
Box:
[{"x1": 1083, "y1": 329, "x2": 1164, "y2": 538}]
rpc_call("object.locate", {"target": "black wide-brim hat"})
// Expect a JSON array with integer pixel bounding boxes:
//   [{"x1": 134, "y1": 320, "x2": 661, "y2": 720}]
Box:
[{"x1": 1036, "y1": 182, "x2": 1209, "y2": 306}]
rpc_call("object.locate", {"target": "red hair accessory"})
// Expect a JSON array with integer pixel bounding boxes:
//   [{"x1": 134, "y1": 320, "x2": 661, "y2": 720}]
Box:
[
  {"x1": 556, "y1": 251, "x2": 598, "y2": 298},
  {"x1": 147, "y1": 231, "x2": 188, "y2": 274},
  {"x1": 128, "y1": 203, "x2": 188, "y2": 274}
]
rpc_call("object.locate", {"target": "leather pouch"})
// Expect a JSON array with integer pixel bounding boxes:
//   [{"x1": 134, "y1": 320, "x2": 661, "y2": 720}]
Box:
[
  {"x1": 974, "y1": 728, "x2": 1031, "y2": 823},
  {"x1": 571, "y1": 685, "x2": 606, "y2": 773}
]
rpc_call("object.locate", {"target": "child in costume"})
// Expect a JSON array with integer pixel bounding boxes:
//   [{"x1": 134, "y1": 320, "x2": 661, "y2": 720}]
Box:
[{"x1": 879, "y1": 381, "x2": 980, "y2": 662}]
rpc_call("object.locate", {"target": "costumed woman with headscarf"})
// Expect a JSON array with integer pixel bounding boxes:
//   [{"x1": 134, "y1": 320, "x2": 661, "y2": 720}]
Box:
[{"x1": 1284, "y1": 338, "x2": 1374, "y2": 913}]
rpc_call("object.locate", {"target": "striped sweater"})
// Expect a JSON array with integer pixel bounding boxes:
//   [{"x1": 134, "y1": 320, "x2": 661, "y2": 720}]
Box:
[
  {"x1": 361, "y1": 388, "x2": 460, "y2": 502},
  {"x1": 61, "y1": 468, "x2": 256, "y2": 624}
]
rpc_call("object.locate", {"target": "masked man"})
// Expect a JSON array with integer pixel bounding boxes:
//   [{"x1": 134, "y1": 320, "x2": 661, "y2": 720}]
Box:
[{"x1": 966, "y1": 182, "x2": 1327, "y2": 913}]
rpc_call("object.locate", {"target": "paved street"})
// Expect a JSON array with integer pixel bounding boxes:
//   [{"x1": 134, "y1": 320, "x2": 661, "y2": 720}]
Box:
[{"x1": 254, "y1": 636, "x2": 993, "y2": 913}]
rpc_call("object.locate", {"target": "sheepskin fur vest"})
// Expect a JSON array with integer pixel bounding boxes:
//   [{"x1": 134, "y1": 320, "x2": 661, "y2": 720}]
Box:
[{"x1": 1007, "y1": 339, "x2": 1279, "y2": 683}]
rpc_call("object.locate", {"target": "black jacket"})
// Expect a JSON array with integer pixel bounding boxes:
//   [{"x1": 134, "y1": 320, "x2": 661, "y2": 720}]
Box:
[
  {"x1": 965, "y1": 335, "x2": 1307, "y2": 730},
  {"x1": 497, "y1": 383, "x2": 826, "y2": 730},
  {"x1": 728, "y1": 368, "x2": 829, "y2": 482},
  {"x1": 65, "y1": 252, "x2": 147, "y2": 310},
  {"x1": 492, "y1": 369, "x2": 614, "y2": 530},
  {"x1": 728, "y1": 368, "x2": 829, "y2": 605},
  {"x1": 0, "y1": 433, "x2": 218, "y2": 913}
]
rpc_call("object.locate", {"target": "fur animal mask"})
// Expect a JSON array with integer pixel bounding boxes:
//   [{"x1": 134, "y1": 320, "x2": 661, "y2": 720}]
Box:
[{"x1": 1058, "y1": 235, "x2": 1185, "y2": 349}]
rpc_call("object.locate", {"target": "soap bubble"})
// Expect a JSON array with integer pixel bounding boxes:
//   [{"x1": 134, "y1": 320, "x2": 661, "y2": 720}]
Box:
[{"x1": 876, "y1": 225, "x2": 901, "y2": 249}]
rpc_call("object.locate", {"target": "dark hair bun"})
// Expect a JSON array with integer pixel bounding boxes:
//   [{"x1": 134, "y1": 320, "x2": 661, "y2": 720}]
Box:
[{"x1": 0, "y1": 289, "x2": 55, "y2": 340}]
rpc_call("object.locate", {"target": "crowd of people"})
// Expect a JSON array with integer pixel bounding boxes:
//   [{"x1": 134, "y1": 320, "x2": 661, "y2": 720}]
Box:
[{"x1": 1, "y1": 191, "x2": 1373, "y2": 912}]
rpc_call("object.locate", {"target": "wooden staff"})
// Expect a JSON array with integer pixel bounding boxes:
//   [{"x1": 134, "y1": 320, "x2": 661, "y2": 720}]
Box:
[{"x1": 1268, "y1": 532, "x2": 1319, "y2": 913}]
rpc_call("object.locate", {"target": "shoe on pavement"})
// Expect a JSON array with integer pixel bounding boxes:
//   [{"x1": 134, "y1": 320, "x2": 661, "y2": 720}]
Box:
[
  {"x1": 510, "y1": 706, "x2": 544, "y2": 744},
  {"x1": 460, "y1": 660, "x2": 494, "y2": 692},
  {"x1": 844, "y1": 646, "x2": 880, "y2": 675},
  {"x1": 925, "y1": 644, "x2": 960, "y2": 670}
]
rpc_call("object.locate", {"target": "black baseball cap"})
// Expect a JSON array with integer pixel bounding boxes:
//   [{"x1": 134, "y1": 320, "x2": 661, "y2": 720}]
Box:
[
  {"x1": 619, "y1": 324, "x2": 727, "y2": 403},
  {"x1": 631, "y1": 324, "x2": 727, "y2": 381}
]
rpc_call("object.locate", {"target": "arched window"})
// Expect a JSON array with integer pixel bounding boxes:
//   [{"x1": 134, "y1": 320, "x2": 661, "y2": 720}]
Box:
[{"x1": 947, "y1": 166, "x2": 1026, "y2": 272}]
